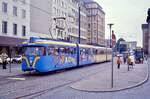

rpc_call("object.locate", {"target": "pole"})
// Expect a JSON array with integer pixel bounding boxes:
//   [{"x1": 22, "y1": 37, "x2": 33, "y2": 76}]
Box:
[
  {"x1": 91, "y1": 8, "x2": 93, "y2": 44},
  {"x1": 107, "y1": 23, "x2": 114, "y2": 88},
  {"x1": 108, "y1": 24, "x2": 114, "y2": 48},
  {"x1": 111, "y1": 46, "x2": 114, "y2": 88},
  {"x1": 78, "y1": 6, "x2": 81, "y2": 44},
  {"x1": 97, "y1": 10, "x2": 98, "y2": 44},
  {"x1": 9, "y1": 48, "x2": 12, "y2": 73}
]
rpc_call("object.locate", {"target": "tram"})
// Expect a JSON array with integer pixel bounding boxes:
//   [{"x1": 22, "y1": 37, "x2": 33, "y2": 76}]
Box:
[
  {"x1": 22, "y1": 37, "x2": 112, "y2": 72},
  {"x1": 134, "y1": 48, "x2": 144, "y2": 64}
]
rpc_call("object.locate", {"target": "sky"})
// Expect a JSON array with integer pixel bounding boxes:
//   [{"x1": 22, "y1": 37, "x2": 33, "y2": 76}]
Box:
[{"x1": 95, "y1": 0, "x2": 150, "y2": 46}]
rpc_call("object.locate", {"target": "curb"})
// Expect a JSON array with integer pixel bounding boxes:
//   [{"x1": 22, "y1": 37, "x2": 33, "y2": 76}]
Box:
[{"x1": 70, "y1": 63, "x2": 149, "y2": 92}]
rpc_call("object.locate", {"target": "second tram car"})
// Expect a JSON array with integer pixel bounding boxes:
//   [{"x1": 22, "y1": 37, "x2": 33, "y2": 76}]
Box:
[{"x1": 22, "y1": 38, "x2": 112, "y2": 72}]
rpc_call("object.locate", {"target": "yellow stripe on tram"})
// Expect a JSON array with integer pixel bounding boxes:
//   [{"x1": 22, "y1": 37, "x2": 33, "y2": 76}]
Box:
[
  {"x1": 33, "y1": 57, "x2": 40, "y2": 68},
  {"x1": 22, "y1": 56, "x2": 30, "y2": 68}
]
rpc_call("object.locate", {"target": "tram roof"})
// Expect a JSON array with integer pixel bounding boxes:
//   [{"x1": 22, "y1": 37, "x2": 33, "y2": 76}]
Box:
[
  {"x1": 79, "y1": 44, "x2": 106, "y2": 49},
  {"x1": 34, "y1": 41, "x2": 77, "y2": 47},
  {"x1": 22, "y1": 40, "x2": 112, "y2": 50}
]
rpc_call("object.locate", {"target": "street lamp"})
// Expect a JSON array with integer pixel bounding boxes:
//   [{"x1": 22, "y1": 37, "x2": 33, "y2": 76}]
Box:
[
  {"x1": 108, "y1": 23, "x2": 114, "y2": 48},
  {"x1": 108, "y1": 23, "x2": 114, "y2": 88},
  {"x1": 78, "y1": 6, "x2": 81, "y2": 44}
]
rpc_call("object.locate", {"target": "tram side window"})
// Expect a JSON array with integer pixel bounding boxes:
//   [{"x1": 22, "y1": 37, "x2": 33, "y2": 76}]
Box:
[
  {"x1": 73, "y1": 48, "x2": 76, "y2": 54},
  {"x1": 48, "y1": 47, "x2": 51, "y2": 55},
  {"x1": 54, "y1": 48, "x2": 59, "y2": 56},
  {"x1": 100, "y1": 50, "x2": 104, "y2": 54},
  {"x1": 97, "y1": 50, "x2": 100, "y2": 54},
  {"x1": 36, "y1": 47, "x2": 46, "y2": 56},
  {"x1": 80, "y1": 48, "x2": 85, "y2": 55},
  {"x1": 65, "y1": 47, "x2": 69, "y2": 54},
  {"x1": 80, "y1": 49, "x2": 82, "y2": 55},
  {"x1": 48, "y1": 47, "x2": 55, "y2": 55},
  {"x1": 93, "y1": 49, "x2": 97, "y2": 55},
  {"x1": 24, "y1": 47, "x2": 46, "y2": 56},
  {"x1": 85, "y1": 49, "x2": 90, "y2": 55},
  {"x1": 60, "y1": 47, "x2": 65, "y2": 54},
  {"x1": 70, "y1": 48, "x2": 73, "y2": 54},
  {"x1": 70, "y1": 48, "x2": 76, "y2": 54},
  {"x1": 43, "y1": 47, "x2": 46, "y2": 56},
  {"x1": 104, "y1": 50, "x2": 106, "y2": 54}
]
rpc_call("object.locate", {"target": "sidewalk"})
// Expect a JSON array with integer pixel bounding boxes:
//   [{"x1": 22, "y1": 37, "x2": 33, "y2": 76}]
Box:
[
  {"x1": 0, "y1": 64, "x2": 23, "y2": 77},
  {"x1": 70, "y1": 61, "x2": 149, "y2": 92}
]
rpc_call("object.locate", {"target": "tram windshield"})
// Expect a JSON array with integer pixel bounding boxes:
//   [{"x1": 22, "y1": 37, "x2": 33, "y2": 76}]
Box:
[
  {"x1": 135, "y1": 51, "x2": 143, "y2": 57},
  {"x1": 23, "y1": 46, "x2": 46, "y2": 56}
]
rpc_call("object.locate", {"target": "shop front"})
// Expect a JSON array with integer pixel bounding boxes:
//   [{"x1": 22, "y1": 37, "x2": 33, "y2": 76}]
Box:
[{"x1": 0, "y1": 36, "x2": 27, "y2": 57}]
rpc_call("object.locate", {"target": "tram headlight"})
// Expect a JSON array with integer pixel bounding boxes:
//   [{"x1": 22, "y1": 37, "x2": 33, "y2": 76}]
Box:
[{"x1": 30, "y1": 60, "x2": 33, "y2": 64}]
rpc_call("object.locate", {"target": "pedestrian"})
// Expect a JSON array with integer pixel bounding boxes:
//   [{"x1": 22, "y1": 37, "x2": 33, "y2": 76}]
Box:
[
  {"x1": 127, "y1": 55, "x2": 134, "y2": 69},
  {"x1": 123, "y1": 55, "x2": 126, "y2": 64},
  {"x1": 145, "y1": 55, "x2": 148, "y2": 61},
  {"x1": 1, "y1": 52, "x2": 8, "y2": 69},
  {"x1": 117, "y1": 56, "x2": 121, "y2": 69}
]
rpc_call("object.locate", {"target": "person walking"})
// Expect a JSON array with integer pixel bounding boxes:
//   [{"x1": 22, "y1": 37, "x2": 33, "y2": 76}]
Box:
[
  {"x1": 117, "y1": 56, "x2": 121, "y2": 69},
  {"x1": 127, "y1": 55, "x2": 134, "y2": 69},
  {"x1": 123, "y1": 55, "x2": 127, "y2": 64},
  {"x1": 1, "y1": 52, "x2": 8, "y2": 69}
]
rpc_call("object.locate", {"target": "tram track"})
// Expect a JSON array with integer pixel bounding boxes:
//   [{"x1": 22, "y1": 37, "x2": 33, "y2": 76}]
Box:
[{"x1": 14, "y1": 64, "x2": 109, "y2": 99}]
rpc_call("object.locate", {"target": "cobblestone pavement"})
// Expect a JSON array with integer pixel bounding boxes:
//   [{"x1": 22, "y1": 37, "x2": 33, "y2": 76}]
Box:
[{"x1": 0, "y1": 60, "x2": 149, "y2": 99}]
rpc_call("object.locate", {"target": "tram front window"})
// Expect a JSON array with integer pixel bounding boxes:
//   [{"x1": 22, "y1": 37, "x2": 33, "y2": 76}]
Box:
[{"x1": 23, "y1": 47, "x2": 46, "y2": 56}]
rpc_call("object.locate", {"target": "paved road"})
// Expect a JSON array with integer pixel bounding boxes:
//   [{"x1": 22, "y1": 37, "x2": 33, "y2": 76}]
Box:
[
  {"x1": 36, "y1": 60, "x2": 150, "y2": 99},
  {"x1": 0, "y1": 60, "x2": 149, "y2": 99},
  {"x1": 0, "y1": 62, "x2": 111, "y2": 99}
]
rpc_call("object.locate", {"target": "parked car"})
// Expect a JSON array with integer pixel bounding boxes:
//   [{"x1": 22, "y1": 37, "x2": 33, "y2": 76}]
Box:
[
  {"x1": 0, "y1": 57, "x2": 2, "y2": 64},
  {"x1": 12, "y1": 55, "x2": 22, "y2": 63},
  {"x1": 6, "y1": 57, "x2": 13, "y2": 63}
]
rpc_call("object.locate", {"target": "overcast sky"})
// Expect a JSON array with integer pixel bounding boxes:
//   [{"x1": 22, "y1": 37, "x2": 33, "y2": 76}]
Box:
[{"x1": 95, "y1": 0, "x2": 150, "y2": 46}]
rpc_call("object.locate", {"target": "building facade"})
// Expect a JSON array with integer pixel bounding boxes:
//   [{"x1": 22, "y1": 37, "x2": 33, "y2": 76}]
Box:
[
  {"x1": 0, "y1": 0, "x2": 30, "y2": 55},
  {"x1": 30, "y1": 0, "x2": 87, "y2": 44},
  {"x1": 127, "y1": 41, "x2": 137, "y2": 51},
  {"x1": 142, "y1": 24, "x2": 149, "y2": 55},
  {"x1": 84, "y1": 1, "x2": 105, "y2": 45},
  {"x1": 146, "y1": 8, "x2": 150, "y2": 56}
]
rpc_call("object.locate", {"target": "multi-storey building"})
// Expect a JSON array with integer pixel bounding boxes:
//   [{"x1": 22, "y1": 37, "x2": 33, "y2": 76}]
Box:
[
  {"x1": 30, "y1": 0, "x2": 87, "y2": 44},
  {"x1": 127, "y1": 41, "x2": 137, "y2": 51},
  {"x1": 142, "y1": 24, "x2": 149, "y2": 55},
  {"x1": 84, "y1": 1, "x2": 105, "y2": 45},
  {"x1": 67, "y1": 0, "x2": 87, "y2": 43},
  {"x1": 0, "y1": 0, "x2": 30, "y2": 55},
  {"x1": 146, "y1": 8, "x2": 150, "y2": 56}
]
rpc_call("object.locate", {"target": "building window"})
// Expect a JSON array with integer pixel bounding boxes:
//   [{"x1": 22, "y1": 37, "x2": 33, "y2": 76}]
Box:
[
  {"x1": 22, "y1": 9, "x2": 26, "y2": 18},
  {"x1": 2, "y1": 21, "x2": 7, "y2": 34},
  {"x1": 2, "y1": 2, "x2": 7, "y2": 13},
  {"x1": 88, "y1": 24, "x2": 90, "y2": 28},
  {"x1": 13, "y1": 0, "x2": 18, "y2": 2},
  {"x1": 13, "y1": 6, "x2": 17, "y2": 16},
  {"x1": 22, "y1": 25, "x2": 26, "y2": 36},
  {"x1": 22, "y1": 0, "x2": 26, "y2": 4},
  {"x1": 13, "y1": 23, "x2": 17, "y2": 35}
]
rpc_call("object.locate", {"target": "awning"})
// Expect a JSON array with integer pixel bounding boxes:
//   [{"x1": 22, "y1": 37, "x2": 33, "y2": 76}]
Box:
[{"x1": 0, "y1": 36, "x2": 27, "y2": 46}]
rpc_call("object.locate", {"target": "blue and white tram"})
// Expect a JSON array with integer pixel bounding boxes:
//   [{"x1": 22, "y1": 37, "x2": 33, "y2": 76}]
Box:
[{"x1": 22, "y1": 38, "x2": 112, "y2": 72}]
